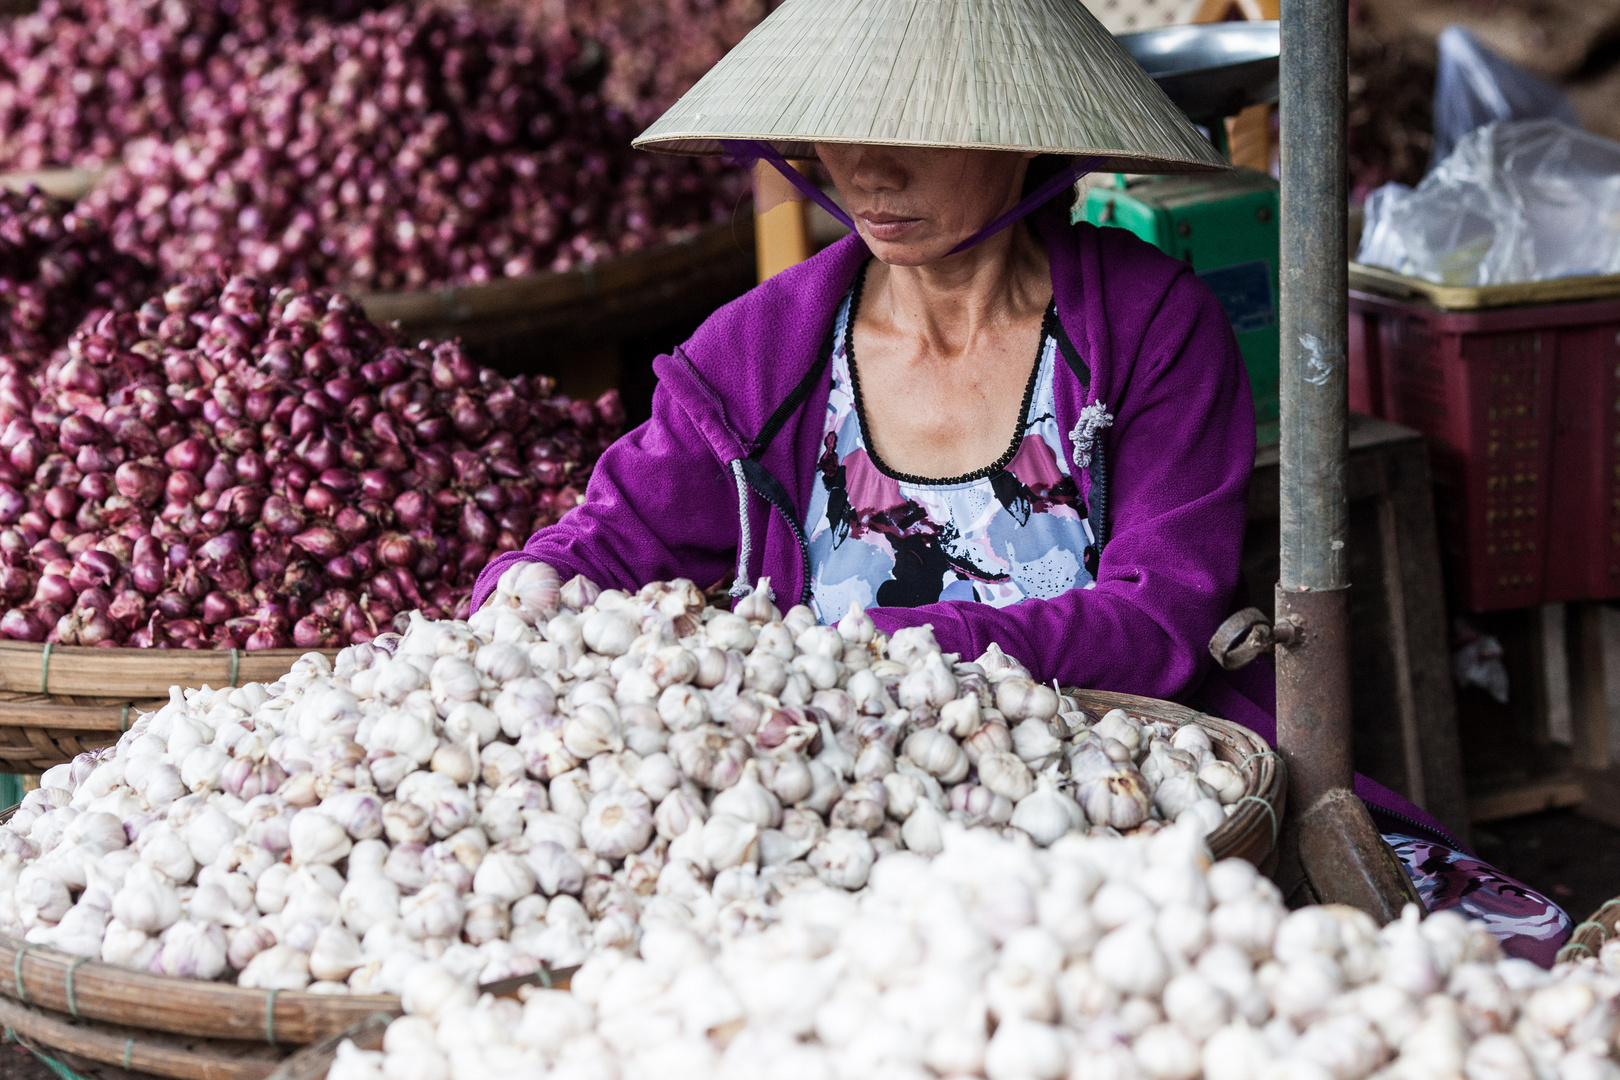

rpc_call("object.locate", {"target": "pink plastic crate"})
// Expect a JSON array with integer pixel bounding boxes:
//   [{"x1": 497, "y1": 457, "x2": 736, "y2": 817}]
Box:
[{"x1": 1349, "y1": 289, "x2": 1620, "y2": 611}]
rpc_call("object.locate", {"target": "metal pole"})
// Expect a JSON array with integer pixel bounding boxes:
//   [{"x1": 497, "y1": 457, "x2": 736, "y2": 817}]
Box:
[{"x1": 1275, "y1": 0, "x2": 1419, "y2": 919}]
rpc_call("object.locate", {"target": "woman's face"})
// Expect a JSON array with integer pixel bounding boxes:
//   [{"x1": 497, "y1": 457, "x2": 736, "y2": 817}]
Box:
[{"x1": 814, "y1": 144, "x2": 1036, "y2": 265}]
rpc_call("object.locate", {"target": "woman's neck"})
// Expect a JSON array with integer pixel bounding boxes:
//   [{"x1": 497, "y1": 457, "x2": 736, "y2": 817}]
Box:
[{"x1": 860, "y1": 222, "x2": 1052, "y2": 358}]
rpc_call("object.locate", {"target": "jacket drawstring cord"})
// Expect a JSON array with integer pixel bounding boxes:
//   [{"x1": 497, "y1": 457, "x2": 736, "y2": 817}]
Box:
[{"x1": 729, "y1": 459, "x2": 753, "y2": 598}]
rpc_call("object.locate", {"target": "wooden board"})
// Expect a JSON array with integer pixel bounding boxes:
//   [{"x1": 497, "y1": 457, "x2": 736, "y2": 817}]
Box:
[
  {"x1": 1349, "y1": 262, "x2": 1620, "y2": 311},
  {"x1": 1467, "y1": 774, "x2": 1586, "y2": 823}
]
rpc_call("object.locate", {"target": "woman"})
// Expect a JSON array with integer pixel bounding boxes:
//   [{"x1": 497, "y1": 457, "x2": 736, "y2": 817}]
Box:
[{"x1": 475, "y1": 0, "x2": 1570, "y2": 962}]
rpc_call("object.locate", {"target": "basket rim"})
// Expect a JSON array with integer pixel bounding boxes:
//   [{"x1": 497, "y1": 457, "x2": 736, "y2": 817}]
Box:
[
  {"x1": 1066, "y1": 687, "x2": 1285, "y2": 866},
  {"x1": 0, "y1": 643, "x2": 340, "y2": 699},
  {"x1": 0, "y1": 929, "x2": 399, "y2": 1045},
  {"x1": 0, "y1": 993, "x2": 288, "y2": 1080}
]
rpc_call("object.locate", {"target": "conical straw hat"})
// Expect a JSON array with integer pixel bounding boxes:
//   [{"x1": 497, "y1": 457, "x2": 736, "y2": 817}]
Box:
[{"x1": 633, "y1": 0, "x2": 1227, "y2": 174}]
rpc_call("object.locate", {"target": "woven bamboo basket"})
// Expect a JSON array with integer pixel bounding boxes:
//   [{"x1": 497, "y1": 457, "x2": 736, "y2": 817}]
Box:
[
  {"x1": 0, "y1": 644, "x2": 339, "y2": 773},
  {"x1": 0, "y1": 994, "x2": 292, "y2": 1080},
  {"x1": 355, "y1": 217, "x2": 755, "y2": 379},
  {"x1": 1066, "y1": 688, "x2": 1286, "y2": 869},
  {"x1": 0, "y1": 692, "x2": 1280, "y2": 1080},
  {"x1": 1556, "y1": 897, "x2": 1620, "y2": 965},
  {"x1": 0, "y1": 167, "x2": 109, "y2": 202},
  {"x1": 0, "y1": 935, "x2": 576, "y2": 1080}
]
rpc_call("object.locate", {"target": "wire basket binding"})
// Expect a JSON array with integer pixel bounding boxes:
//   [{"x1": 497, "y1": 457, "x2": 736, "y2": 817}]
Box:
[{"x1": 1556, "y1": 898, "x2": 1620, "y2": 965}]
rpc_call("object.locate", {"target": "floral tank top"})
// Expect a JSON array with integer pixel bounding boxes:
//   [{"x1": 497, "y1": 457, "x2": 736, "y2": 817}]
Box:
[{"x1": 803, "y1": 277, "x2": 1096, "y2": 622}]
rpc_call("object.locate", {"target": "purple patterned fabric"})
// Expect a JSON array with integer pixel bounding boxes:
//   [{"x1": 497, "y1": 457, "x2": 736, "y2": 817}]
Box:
[
  {"x1": 803, "y1": 289, "x2": 1096, "y2": 616},
  {"x1": 1385, "y1": 832, "x2": 1572, "y2": 968}
]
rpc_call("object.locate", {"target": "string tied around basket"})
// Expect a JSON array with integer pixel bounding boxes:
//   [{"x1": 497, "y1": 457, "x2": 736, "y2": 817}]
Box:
[
  {"x1": 1235, "y1": 794, "x2": 1279, "y2": 846},
  {"x1": 720, "y1": 140, "x2": 1103, "y2": 255},
  {"x1": 1572, "y1": 920, "x2": 1611, "y2": 944},
  {"x1": 37, "y1": 643, "x2": 51, "y2": 696},
  {"x1": 1242, "y1": 748, "x2": 1286, "y2": 775},
  {"x1": 13, "y1": 943, "x2": 36, "y2": 1003},
  {"x1": 63, "y1": 956, "x2": 88, "y2": 1018}
]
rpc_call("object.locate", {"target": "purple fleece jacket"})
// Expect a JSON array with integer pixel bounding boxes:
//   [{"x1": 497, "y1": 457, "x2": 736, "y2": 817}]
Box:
[{"x1": 472, "y1": 209, "x2": 1455, "y2": 849}]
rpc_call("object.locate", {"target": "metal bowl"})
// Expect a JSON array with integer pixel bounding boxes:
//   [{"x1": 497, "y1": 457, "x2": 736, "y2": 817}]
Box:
[{"x1": 1117, "y1": 22, "x2": 1280, "y2": 125}]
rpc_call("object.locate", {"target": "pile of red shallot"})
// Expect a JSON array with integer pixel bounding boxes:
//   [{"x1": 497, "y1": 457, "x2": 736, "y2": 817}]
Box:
[
  {"x1": 0, "y1": 186, "x2": 152, "y2": 357},
  {"x1": 66, "y1": 2, "x2": 744, "y2": 292},
  {"x1": 0, "y1": 0, "x2": 364, "y2": 173},
  {"x1": 455, "y1": 0, "x2": 776, "y2": 127},
  {"x1": 0, "y1": 273, "x2": 620, "y2": 650}
]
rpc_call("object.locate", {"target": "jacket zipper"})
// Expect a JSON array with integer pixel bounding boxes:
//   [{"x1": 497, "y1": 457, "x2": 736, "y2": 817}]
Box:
[{"x1": 1367, "y1": 802, "x2": 1466, "y2": 854}]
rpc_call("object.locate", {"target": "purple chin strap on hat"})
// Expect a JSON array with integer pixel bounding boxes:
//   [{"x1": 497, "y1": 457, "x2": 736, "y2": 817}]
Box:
[{"x1": 722, "y1": 139, "x2": 1103, "y2": 255}]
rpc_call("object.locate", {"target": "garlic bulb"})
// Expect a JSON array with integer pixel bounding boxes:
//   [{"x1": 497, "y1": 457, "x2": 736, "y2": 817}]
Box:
[
  {"x1": 289, "y1": 808, "x2": 354, "y2": 865},
  {"x1": 654, "y1": 788, "x2": 707, "y2": 843},
  {"x1": 668, "y1": 726, "x2": 749, "y2": 791},
  {"x1": 760, "y1": 752, "x2": 814, "y2": 806},
  {"x1": 1078, "y1": 770, "x2": 1153, "y2": 830},
  {"x1": 581, "y1": 790, "x2": 655, "y2": 860},
  {"x1": 710, "y1": 760, "x2": 782, "y2": 829},
  {"x1": 979, "y1": 750, "x2": 1037, "y2": 802},
  {"x1": 996, "y1": 678, "x2": 1060, "y2": 722},
  {"x1": 807, "y1": 828, "x2": 874, "y2": 890},
  {"x1": 1154, "y1": 773, "x2": 1219, "y2": 822},
  {"x1": 827, "y1": 780, "x2": 887, "y2": 834},
  {"x1": 938, "y1": 694, "x2": 984, "y2": 739},
  {"x1": 899, "y1": 652, "x2": 958, "y2": 711},
  {"x1": 1012, "y1": 718, "x2": 1064, "y2": 767},
  {"x1": 902, "y1": 728, "x2": 970, "y2": 784},
  {"x1": 474, "y1": 852, "x2": 538, "y2": 904},
  {"x1": 1093, "y1": 709, "x2": 1145, "y2": 756},
  {"x1": 699, "y1": 813, "x2": 759, "y2": 871},
  {"x1": 111, "y1": 862, "x2": 181, "y2": 934},
  {"x1": 963, "y1": 722, "x2": 1014, "y2": 765},
  {"x1": 900, "y1": 800, "x2": 947, "y2": 855},
  {"x1": 1010, "y1": 780, "x2": 1084, "y2": 846},
  {"x1": 1199, "y1": 761, "x2": 1246, "y2": 805},
  {"x1": 238, "y1": 944, "x2": 311, "y2": 991},
  {"x1": 837, "y1": 603, "x2": 875, "y2": 644}
]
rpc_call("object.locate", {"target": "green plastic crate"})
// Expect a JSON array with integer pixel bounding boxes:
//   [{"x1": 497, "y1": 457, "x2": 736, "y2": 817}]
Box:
[
  {"x1": 1077, "y1": 168, "x2": 1281, "y2": 446},
  {"x1": 0, "y1": 773, "x2": 22, "y2": 811}
]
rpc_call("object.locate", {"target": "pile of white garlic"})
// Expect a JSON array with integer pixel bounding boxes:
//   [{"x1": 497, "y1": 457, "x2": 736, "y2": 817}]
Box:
[
  {"x1": 333, "y1": 820, "x2": 1620, "y2": 1080},
  {"x1": 0, "y1": 563, "x2": 1247, "y2": 992}
]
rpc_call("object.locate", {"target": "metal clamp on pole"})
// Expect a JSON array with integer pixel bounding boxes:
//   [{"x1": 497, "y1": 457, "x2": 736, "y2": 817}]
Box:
[{"x1": 1209, "y1": 607, "x2": 1300, "y2": 670}]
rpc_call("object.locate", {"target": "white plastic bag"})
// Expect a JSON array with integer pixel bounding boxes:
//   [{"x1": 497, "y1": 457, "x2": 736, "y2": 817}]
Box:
[
  {"x1": 1357, "y1": 119, "x2": 1620, "y2": 285},
  {"x1": 1429, "y1": 26, "x2": 1577, "y2": 168}
]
